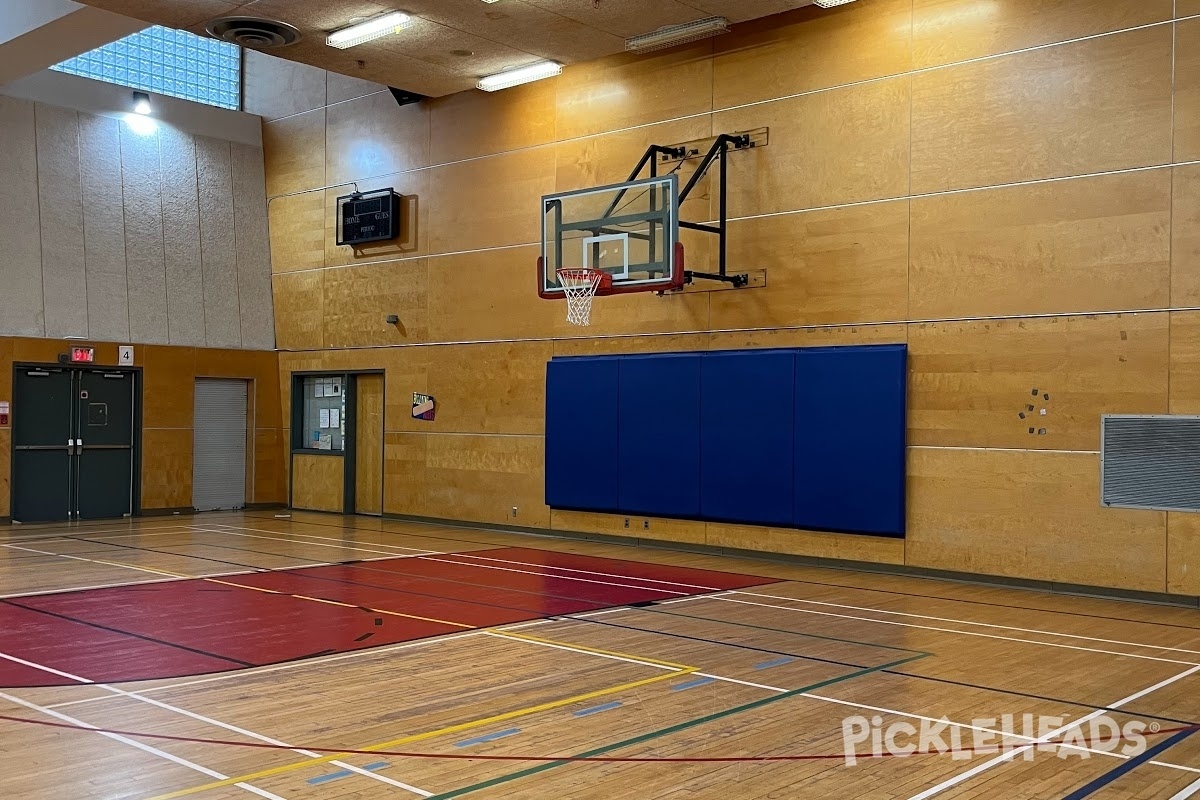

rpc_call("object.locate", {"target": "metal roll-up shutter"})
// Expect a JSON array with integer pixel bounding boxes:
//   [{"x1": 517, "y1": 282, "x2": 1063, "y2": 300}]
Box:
[
  {"x1": 1101, "y1": 415, "x2": 1200, "y2": 511},
  {"x1": 193, "y1": 379, "x2": 249, "y2": 511}
]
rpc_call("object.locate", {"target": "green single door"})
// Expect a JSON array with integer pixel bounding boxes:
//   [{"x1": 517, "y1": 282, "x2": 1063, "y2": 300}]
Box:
[
  {"x1": 11, "y1": 367, "x2": 74, "y2": 522},
  {"x1": 74, "y1": 370, "x2": 135, "y2": 520}
]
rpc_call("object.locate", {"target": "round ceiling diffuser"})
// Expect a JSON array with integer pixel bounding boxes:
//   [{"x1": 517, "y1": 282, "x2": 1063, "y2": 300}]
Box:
[{"x1": 205, "y1": 17, "x2": 302, "y2": 48}]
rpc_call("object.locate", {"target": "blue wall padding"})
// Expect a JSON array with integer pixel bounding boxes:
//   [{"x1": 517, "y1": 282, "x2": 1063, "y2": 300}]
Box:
[
  {"x1": 544, "y1": 344, "x2": 907, "y2": 538},
  {"x1": 617, "y1": 353, "x2": 703, "y2": 517},
  {"x1": 793, "y1": 344, "x2": 907, "y2": 537},
  {"x1": 700, "y1": 350, "x2": 796, "y2": 526},
  {"x1": 544, "y1": 356, "x2": 621, "y2": 512}
]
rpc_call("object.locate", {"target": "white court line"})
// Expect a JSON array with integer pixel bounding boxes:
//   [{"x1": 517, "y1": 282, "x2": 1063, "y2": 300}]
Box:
[
  {"x1": 413, "y1": 555, "x2": 689, "y2": 595},
  {"x1": 0, "y1": 576, "x2": 184, "y2": 599},
  {"x1": 0, "y1": 524, "x2": 197, "y2": 545},
  {"x1": 0, "y1": 690, "x2": 284, "y2": 800},
  {"x1": 210, "y1": 524, "x2": 435, "y2": 554},
  {"x1": 1, "y1": 651, "x2": 431, "y2": 796},
  {"x1": 445, "y1": 551, "x2": 723, "y2": 591},
  {"x1": 705, "y1": 596, "x2": 1200, "y2": 666},
  {"x1": 731, "y1": 590, "x2": 1200, "y2": 656},
  {"x1": 481, "y1": 631, "x2": 679, "y2": 672},
  {"x1": 1172, "y1": 775, "x2": 1200, "y2": 799},
  {"x1": 192, "y1": 526, "x2": 444, "y2": 559},
  {"x1": 905, "y1": 666, "x2": 1200, "y2": 799}
]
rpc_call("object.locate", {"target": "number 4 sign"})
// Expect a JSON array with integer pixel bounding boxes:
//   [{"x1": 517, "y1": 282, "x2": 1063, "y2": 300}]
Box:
[{"x1": 118, "y1": 346, "x2": 134, "y2": 366}]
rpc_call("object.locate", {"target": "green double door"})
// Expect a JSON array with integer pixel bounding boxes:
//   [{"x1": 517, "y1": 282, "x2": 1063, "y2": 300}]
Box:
[{"x1": 12, "y1": 366, "x2": 137, "y2": 522}]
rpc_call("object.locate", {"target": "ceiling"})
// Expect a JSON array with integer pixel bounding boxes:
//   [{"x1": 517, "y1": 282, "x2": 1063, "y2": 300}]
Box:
[{"x1": 71, "y1": 0, "x2": 815, "y2": 97}]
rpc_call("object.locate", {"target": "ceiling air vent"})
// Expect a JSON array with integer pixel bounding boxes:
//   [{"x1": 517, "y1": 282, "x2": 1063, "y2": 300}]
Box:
[{"x1": 205, "y1": 17, "x2": 301, "y2": 49}]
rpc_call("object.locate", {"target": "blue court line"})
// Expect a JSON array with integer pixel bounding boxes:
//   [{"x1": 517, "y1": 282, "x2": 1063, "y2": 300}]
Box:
[
  {"x1": 306, "y1": 762, "x2": 390, "y2": 785},
  {"x1": 754, "y1": 656, "x2": 795, "y2": 670},
  {"x1": 671, "y1": 676, "x2": 716, "y2": 691},
  {"x1": 573, "y1": 701, "x2": 622, "y2": 717},
  {"x1": 455, "y1": 728, "x2": 522, "y2": 748},
  {"x1": 1061, "y1": 728, "x2": 1198, "y2": 800}
]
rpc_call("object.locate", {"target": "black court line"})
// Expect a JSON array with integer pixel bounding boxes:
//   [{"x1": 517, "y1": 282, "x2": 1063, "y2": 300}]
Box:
[{"x1": 48, "y1": 533, "x2": 1200, "y2": 725}]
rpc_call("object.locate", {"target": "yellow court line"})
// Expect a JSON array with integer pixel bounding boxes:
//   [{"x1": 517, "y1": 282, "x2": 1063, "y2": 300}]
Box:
[{"x1": 146, "y1": 663, "x2": 696, "y2": 799}]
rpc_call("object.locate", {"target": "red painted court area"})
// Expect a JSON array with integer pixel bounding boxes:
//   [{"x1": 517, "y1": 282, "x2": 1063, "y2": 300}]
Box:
[{"x1": 0, "y1": 547, "x2": 774, "y2": 687}]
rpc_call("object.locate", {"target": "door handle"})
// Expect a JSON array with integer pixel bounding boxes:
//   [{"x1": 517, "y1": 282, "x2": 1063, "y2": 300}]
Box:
[{"x1": 67, "y1": 438, "x2": 74, "y2": 456}]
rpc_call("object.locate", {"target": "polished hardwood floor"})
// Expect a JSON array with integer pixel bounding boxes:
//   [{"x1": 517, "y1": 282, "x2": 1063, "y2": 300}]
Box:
[{"x1": 1, "y1": 511, "x2": 1198, "y2": 799}]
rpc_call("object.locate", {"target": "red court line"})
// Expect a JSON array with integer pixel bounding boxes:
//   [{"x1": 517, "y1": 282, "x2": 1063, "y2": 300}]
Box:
[{"x1": 0, "y1": 548, "x2": 776, "y2": 687}]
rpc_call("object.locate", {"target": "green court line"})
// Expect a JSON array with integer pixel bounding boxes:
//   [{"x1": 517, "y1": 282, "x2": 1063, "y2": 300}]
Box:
[
  {"x1": 646, "y1": 605, "x2": 932, "y2": 656},
  {"x1": 425, "y1": 652, "x2": 929, "y2": 800}
]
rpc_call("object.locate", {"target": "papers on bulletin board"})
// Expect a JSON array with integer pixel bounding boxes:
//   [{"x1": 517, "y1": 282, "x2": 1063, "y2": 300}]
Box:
[
  {"x1": 319, "y1": 408, "x2": 330, "y2": 428},
  {"x1": 317, "y1": 434, "x2": 332, "y2": 450},
  {"x1": 329, "y1": 409, "x2": 340, "y2": 427}
]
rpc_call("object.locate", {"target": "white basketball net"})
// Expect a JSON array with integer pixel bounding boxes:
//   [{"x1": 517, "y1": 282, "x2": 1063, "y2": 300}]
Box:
[{"x1": 557, "y1": 268, "x2": 604, "y2": 326}]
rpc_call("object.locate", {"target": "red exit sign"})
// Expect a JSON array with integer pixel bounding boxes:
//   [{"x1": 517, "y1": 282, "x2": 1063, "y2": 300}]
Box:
[{"x1": 70, "y1": 346, "x2": 95, "y2": 363}]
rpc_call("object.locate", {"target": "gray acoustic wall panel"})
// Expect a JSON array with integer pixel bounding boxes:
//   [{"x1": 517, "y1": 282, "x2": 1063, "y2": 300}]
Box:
[
  {"x1": 36, "y1": 104, "x2": 88, "y2": 339},
  {"x1": 1102, "y1": 415, "x2": 1200, "y2": 511},
  {"x1": 0, "y1": 97, "x2": 45, "y2": 336},
  {"x1": 80, "y1": 113, "x2": 130, "y2": 342},
  {"x1": 196, "y1": 136, "x2": 241, "y2": 349},
  {"x1": 231, "y1": 142, "x2": 275, "y2": 350},
  {"x1": 159, "y1": 126, "x2": 206, "y2": 347},
  {"x1": 120, "y1": 118, "x2": 169, "y2": 344}
]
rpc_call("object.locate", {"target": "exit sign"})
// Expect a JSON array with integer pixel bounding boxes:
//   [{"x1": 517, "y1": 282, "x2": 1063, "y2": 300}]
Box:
[{"x1": 70, "y1": 346, "x2": 95, "y2": 363}]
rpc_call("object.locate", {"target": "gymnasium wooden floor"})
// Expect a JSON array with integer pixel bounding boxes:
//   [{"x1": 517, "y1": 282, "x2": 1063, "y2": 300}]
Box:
[{"x1": 1, "y1": 512, "x2": 1199, "y2": 799}]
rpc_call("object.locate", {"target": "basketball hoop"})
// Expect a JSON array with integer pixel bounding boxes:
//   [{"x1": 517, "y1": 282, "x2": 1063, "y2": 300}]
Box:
[{"x1": 557, "y1": 268, "x2": 609, "y2": 326}]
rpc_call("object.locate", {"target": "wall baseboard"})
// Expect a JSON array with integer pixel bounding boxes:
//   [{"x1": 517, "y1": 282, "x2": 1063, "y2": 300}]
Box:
[
  {"x1": 382, "y1": 512, "x2": 1200, "y2": 609},
  {"x1": 142, "y1": 503, "x2": 286, "y2": 517}
]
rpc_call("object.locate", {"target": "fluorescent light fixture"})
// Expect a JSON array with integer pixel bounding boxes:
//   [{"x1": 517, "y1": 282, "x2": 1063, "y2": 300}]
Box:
[
  {"x1": 327, "y1": 11, "x2": 412, "y2": 49},
  {"x1": 123, "y1": 113, "x2": 157, "y2": 135},
  {"x1": 132, "y1": 91, "x2": 151, "y2": 115},
  {"x1": 814, "y1": 0, "x2": 859, "y2": 7},
  {"x1": 477, "y1": 60, "x2": 562, "y2": 92},
  {"x1": 626, "y1": 16, "x2": 728, "y2": 53}
]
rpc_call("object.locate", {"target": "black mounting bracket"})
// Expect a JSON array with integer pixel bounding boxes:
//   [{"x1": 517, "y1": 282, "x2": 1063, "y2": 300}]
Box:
[{"x1": 625, "y1": 133, "x2": 756, "y2": 289}]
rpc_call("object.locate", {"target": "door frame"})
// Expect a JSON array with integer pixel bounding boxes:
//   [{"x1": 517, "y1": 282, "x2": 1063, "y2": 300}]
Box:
[
  {"x1": 288, "y1": 369, "x2": 385, "y2": 515},
  {"x1": 10, "y1": 362, "x2": 144, "y2": 520}
]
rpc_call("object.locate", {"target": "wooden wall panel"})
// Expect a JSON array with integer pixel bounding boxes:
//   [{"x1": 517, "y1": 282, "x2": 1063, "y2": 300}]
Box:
[
  {"x1": 910, "y1": 25, "x2": 1173, "y2": 194},
  {"x1": 385, "y1": 341, "x2": 552, "y2": 435},
  {"x1": 291, "y1": 454, "x2": 344, "y2": 512},
  {"x1": 710, "y1": 201, "x2": 909, "y2": 329},
  {"x1": 908, "y1": 448, "x2": 1166, "y2": 592},
  {"x1": 79, "y1": 114, "x2": 130, "y2": 343},
  {"x1": 426, "y1": 247, "x2": 559, "y2": 342},
  {"x1": 1169, "y1": 311, "x2": 1200, "y2": 414},
  {"x1": 911, "y1": 0, "x2": 1171, "y2": 70},
  {"x1": 910, "y1": 171, "x2": 1171, "y2": 319},
  {"x1": 1173, "y1": 165, "x2": 1200, "y2": 306},
  {"x1": 272, "y1": 271, "x2": 325, "y2": 351},
  {"x1": 263, "y1": 108, "x2": 325, "y2": 196},
  {"x1": 429, "y1": 79, "x2": 557, "y2": 164},
  {"x1": 36, "y1": 105, "x2": 87, "y2": 339},
  {"x1": 254, "y1": 428, "x2": 286, "y2": 505},
  {"x1": 1168, "y1": 512, "x2": 1200, "y2": 595},
  {"x1": 713, "y1": 0, "x2": 912, "y2": 108},
  {"x1": 0, "y1": 429, "x2": 9, "y2": 518},
  {"x1": 384, "y1": 432, "x2": 427, "y2": 517},
  {"x1": 322, "y1": 260, "x2": 428, "y2": 348},
  {"x1": 158, "y1": 127, "x2": 206, "y2": 347},
  {"x1": 552, "y1": 333, "x2": 710, "y2": 357},
  {"x1": 141, "y1": 429, "x2": 193, "y2": 510},
  {"x1": 422, "y1": 434, "x2": 547, "y2": 527},
  {"x1": 710, "y1": 324, "x2": 906, "y2": 352},
  {"x1": 707, "y1": 522, "x2": 906, "y2": 565},
  {"x1": 425, "y1": 148, "x2": 557, "y2": 254},
  {"x1": 908, "y1": 314, "x2": 1169, "y2": 451},
  {"x1": 325, "y1": 93, "x2": 429, "y2": 187},
  {"x1": 1176, "y1": 19, "x2": 1200, "y2": 161},
  {"x1": 141, "y1": 346, "x2": 197, "y2": 429},
  {"x1": 554, "y1": 43, "x2": 713, "y2": 141},
  {"x1": 120, "y1": 118, "x2": 169, "y2": 344},
  {"x1": 269, "y1": 192, "x2": 326, "y2": 273},
  {"x1": 355, "y1": 374, "x2": 384, "y2": 515},
  {"x1": 717, "y1": 77, "x2": 910, "y2": 217},
  {"x1": 551, "y1": 510, "x2": 706, "y2": 546},
  {"x1": 0, "y1": 97, "x2": 43, "y2": 336}
]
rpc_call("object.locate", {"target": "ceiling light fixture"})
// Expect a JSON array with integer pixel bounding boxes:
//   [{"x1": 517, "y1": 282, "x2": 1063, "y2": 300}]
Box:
[
  {"x1": 626, "y1": 16, "x2": 728, "y2": 53},
  {"x1": 477, "y1": 60, "x2": 562, "y2": 92},
  {"x1": 327, "y1": 11, "x2": 412, "y2": 49},
  {"x1": 813, "y1": 0, "x2": 859, "y2": 7},
  {"x1": 132, "y1": 91, "x2": 151, "y2": 115}
]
